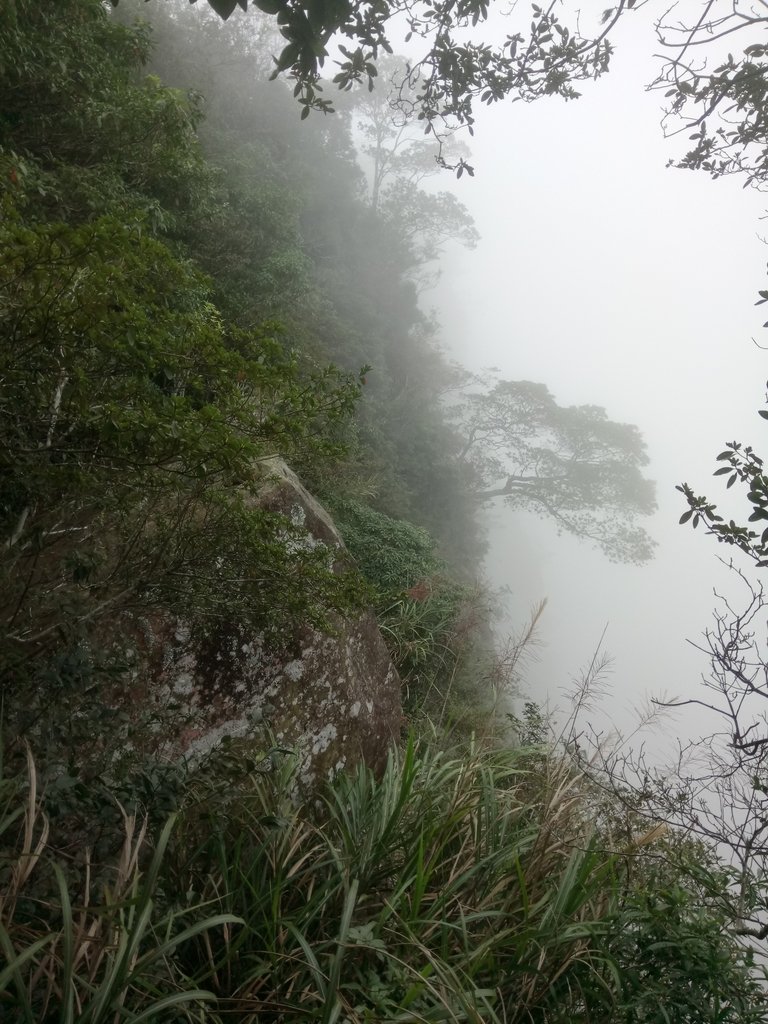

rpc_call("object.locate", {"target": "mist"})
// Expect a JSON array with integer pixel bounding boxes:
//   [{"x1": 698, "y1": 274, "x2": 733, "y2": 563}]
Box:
[
  {"x1": 127, "y1": 0, "x2": 768, "y2": 758},
  {"x1": 168, "y1": 0, "x2": 768, "y2": 750},
  {"x1": 8, "y1": 3, "x2": 768, "y2": 1012},
  {"x1": 421, "y1": 10, "x2": 768, "y2": 750}
]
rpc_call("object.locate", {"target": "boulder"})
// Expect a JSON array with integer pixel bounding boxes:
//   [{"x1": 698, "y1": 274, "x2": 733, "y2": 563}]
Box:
[{"x1": 134, "y1": 459, "x2": 403, "y2": 788}]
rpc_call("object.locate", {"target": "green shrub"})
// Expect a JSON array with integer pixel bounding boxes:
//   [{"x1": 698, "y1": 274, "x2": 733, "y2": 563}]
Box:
[
  {"x1": 0, "y1": 211, "x2": 364, "y2": 696},
  {"x1": 331, "y1": 500, "x2": 479, "y2": 705},
  {"x1": 331, "y1": 499, "x2": 441, "y2": 593}
]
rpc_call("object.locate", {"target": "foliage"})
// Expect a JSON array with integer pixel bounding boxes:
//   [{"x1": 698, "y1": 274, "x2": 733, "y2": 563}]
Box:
[
  {"x1": 331, "y1": 499, "x2": 477, "y2": 705},
  {"x1": 0, "y1": 209, "x2": 365, "y2": 689},
  {"x1": 455, "y1": 378, "x2": 657, "y2": 563},
  {"x1": 8, "y1": 734, "x2": 764, "y2": 1024},
  {"x1": 117, "y1": 0, "x2": 485, "y2": 564},
  {"x1": 124, "y1": 0, "x2": 768, "y2": 199},
  {"x1": 677, "y1": 394, "x2": 768, "y2": 566},
  {"x1": 8, "y1": 8, "x2": 759, "y2": 1019},
  {"x1": 660, "y1": 0, "x2": 768, "y2": 967},
  {"x1": 511, "y1": 697, "x2": 768, "y2": 1023},
  {"x1": 332, "y1": 498, "x2": 441, "y2": 591},
  {"x1": 599, "y1": 561, "x2": 768, "y2": 947},
  {"x1": 574, "y1": 512, "x2": 768, "y2": 953},
  {"x1": 344, "y1": 54, "x2": 473, "y2": 209},
  {"x1": 159, "y1": 737, "x2": 621, "y2": 1023},
  {"x1": 605, "y1": 843, "x2": 765, "y2": 1024},
  {"x1": 118, "y1": 0, "x2": 634, "y2": 153},
  {"x1": 338, "y1": 53, "x2": 480, "y2": 288},
  {"x1": 379, "y1": 178, "x2": 479, "y2": 287},
  {"x1": 652, "y1": 2, "x2": 768, "y2": 188},
  {"x1": 0, "y1": 0, "x2": 213, "y2": 232}
]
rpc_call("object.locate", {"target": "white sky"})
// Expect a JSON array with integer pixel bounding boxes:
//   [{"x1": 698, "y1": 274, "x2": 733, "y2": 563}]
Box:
[{"x1": 428, "y1": 6, "x2": 768, "y2": 752}]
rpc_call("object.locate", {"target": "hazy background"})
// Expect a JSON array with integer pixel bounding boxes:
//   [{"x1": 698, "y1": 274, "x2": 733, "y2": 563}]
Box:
[
  {"x1": 189, "y1": 0, "x2": 768, "y2": 752},
  {"x1": 426, "y1": 9, "x2": 768, "y2": 747}
]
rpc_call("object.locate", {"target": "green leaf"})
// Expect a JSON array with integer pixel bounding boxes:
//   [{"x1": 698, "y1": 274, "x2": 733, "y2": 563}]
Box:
[
  {"x1": 277, "y1": 42, "x2": 301, "y2": 69},
  {"x1": 204, "y1": 0, "x2": 241, "y2": 18}
]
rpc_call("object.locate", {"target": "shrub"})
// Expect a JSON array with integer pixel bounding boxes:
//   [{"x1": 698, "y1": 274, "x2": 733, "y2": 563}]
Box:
[{"x1": 0, "y1": 211, "x2": 364, "y2": 695}]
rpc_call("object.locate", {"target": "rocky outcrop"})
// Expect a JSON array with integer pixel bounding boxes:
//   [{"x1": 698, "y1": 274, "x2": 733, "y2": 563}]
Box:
[{"x1": 133, "y1": 459, "x2": 402, "y2": 788}]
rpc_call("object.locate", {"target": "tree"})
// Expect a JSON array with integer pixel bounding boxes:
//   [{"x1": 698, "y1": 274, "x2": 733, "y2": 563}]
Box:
[
  {"x1": 344, "y1": 54, "x2": 473, "y2": 209},
  {"x1": 0, "y1": 214, "x2": 365, "y2": 681},
  {"x1": 651, "y1": 1, "x2": 768, "y2": 187},
  {"x1": 339, "y1": 54, "x2": 479, "y2": 287},
  {"x1": 109, "y1": 0, "x2": 634, "y2": 143},
  {"x1": 373, "y1": 178, "x2": 478, "y2": 290},
  {"x1": 120, "y1": 0, "x2": 768, "y2": 190},
  {"x1": 455, "y1": 379, "x2": 657, "y2": 563}
]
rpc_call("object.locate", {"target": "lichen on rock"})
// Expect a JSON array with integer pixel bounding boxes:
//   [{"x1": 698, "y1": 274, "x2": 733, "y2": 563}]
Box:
[{"x1": 121, "y1": 458, "x2": 403, "y2": 790}]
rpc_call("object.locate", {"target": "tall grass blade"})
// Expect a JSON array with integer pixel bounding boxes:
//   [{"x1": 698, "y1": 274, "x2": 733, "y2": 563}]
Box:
[
  {"x1": 53, "y1": 862, "x2": 75, "y2": 1024},
  {"x1": 0, "y1": 923, "x2": 52, "y2": 1022},
  {"x1": 322, "y1": 877, "x2": 359, "y2": 1024}
]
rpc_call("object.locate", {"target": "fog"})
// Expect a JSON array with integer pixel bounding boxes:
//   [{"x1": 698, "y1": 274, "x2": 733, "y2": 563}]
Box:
[
  {"x1": 428, "y1": 11, "x2": 768, "y2": 748},
  {"x1": 138, "y1": 0, "x2": 768, "y2": 755},
  {"x1": 14, "y1": 2, "x2": 768, "y2": 1003}
]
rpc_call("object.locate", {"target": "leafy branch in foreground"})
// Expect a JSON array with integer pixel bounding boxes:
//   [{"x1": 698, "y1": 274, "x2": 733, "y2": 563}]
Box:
[
  {"x1": 110, "y1": 0, "x2": 636, "y2": 148},
  {"x1": 652, "y1": 0, "x2": 768, "y2": 188},
  {"x1": 677, "y1": 390, "x2": 768, "y2": 566},
  {"x1": 594, "y1": 377, "x2": 768, "y2": 949}
]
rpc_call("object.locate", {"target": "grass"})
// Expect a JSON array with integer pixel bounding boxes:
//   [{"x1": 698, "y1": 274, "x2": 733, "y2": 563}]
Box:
[
  {"x1": 4, "y1": 728, "x2": 761, "y2": 1023},
  {"x1": 158, "y1": 736, "x2": 619, "y2": 1023},
  {"x1": 24, "y1": 719, "x2": 768, "y2": 1024},
  {"x1": 0, "y1": 745, "x2": 240, "y2": 1023}
]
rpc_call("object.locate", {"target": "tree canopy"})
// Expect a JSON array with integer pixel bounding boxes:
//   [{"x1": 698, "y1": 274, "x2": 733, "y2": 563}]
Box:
[
  {"x1": 456, "y1": 379, "x2": 657, "y2": 563},
  {"x1": 104, "y1": 0, "x2": 768, "y2": 190}
]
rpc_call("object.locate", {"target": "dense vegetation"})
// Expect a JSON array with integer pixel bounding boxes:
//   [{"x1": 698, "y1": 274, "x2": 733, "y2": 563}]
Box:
[
  {"x1": 2, "y1": 1, "x2": 768, "y2": 1021},
  {"x1": 4, "y1": 737, "x2": 764, "y2": 1023}
]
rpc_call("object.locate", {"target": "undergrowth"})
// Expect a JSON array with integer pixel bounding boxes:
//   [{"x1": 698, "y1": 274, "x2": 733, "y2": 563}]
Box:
[
  {"x1": 4, "y1": 729, "x2": 764, "y2": 1023},
  {"x1": 2, "y1": 737, "x2": 619, "y2": 1023}
]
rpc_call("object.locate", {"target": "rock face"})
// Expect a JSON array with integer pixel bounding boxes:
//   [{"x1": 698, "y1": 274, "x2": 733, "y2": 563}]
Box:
[{"x1": 136, "y1": 459, "x2": 403, "y2": 789}]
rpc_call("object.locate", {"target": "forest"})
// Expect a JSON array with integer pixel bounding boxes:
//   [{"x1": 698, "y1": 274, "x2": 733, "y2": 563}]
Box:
[{"x1": 3, "y1": 0, "x2": 768, "y2": 1020}]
